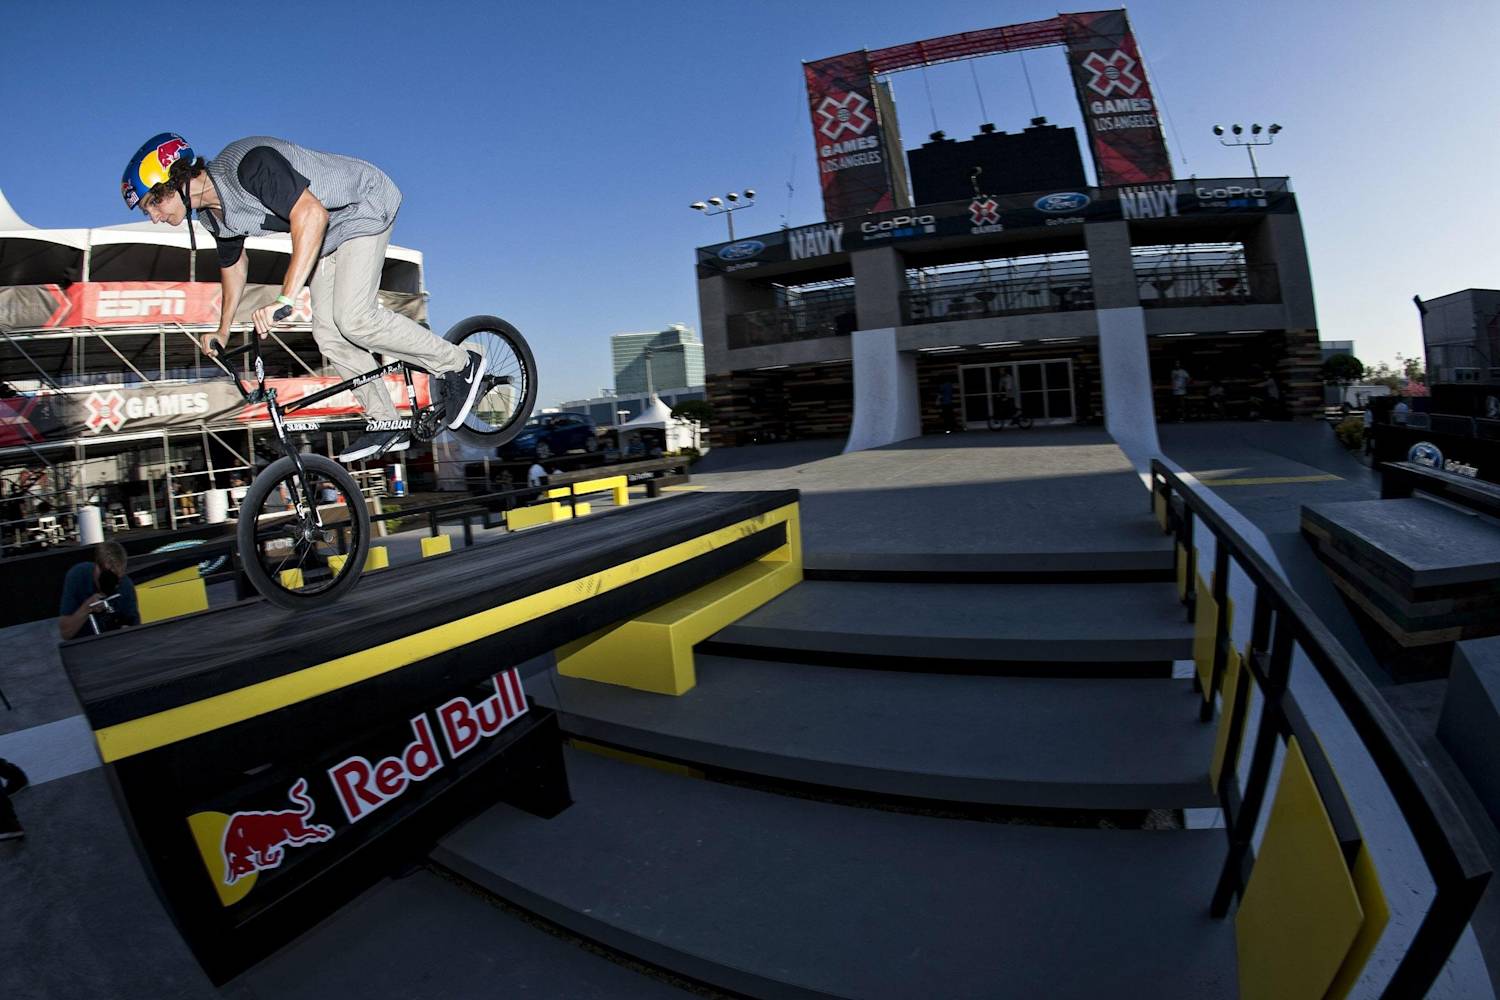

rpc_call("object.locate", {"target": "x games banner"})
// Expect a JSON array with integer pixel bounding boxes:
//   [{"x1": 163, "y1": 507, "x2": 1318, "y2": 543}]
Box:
[
  {"x1": 1060, "y1": 10, "x2": 1172, "y2": 186},
  {"x1": 804, "y1": 51, "x2": 897, "y2": 220}
]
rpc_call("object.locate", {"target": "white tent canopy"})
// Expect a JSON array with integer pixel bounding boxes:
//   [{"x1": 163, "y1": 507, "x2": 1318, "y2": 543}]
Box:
[{"x1": 618, "y1": 393, "x2": 697, "y2": 451}]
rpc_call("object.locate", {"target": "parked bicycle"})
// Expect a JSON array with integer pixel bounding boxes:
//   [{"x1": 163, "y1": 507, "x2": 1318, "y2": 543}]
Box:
[
  {"x1": 986, "y1": 397, "x2": 1033, "y2": 431},
  {"x1": 217, "y1": 313, "x2": 536, "y2": 610}
]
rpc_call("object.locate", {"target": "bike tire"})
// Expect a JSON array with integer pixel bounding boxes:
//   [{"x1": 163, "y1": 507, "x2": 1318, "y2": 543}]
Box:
[
  {"x1": 443, "y1": 315, "x2": 538, "y2": 449},
  {"x1": 1015, "y1": 414, "x2": 1033, "y2": 430},
  {"x1": 987, "y1": 414, "x2": 1003, "y2": 431},
  {"x1": 237, "y1": 455, "x2": 371, "y2": 611}
]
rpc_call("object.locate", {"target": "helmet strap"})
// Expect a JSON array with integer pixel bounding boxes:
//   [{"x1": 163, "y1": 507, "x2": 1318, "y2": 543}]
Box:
[{"x1": 180, "y1": 171, "x2": 197, "y2": 276}]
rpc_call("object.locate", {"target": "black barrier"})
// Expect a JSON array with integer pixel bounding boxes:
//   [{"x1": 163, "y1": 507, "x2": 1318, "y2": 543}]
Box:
[
  {"x1": 1150, "y1": 461, "x2": 1490, "y2": 998},
  {"x1": 60, "y1": 490, "x2": 793, "y2": 983}
]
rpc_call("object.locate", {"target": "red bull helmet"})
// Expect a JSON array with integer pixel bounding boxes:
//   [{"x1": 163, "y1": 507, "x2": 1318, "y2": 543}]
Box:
[{"x1": 121, "y1": 132, "x2": 193, "y2": 211}]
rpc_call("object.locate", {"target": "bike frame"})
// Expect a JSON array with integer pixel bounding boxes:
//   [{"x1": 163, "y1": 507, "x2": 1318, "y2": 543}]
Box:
[{"x1": 216, "y1": 332, "x2": 428, "y2": 528}]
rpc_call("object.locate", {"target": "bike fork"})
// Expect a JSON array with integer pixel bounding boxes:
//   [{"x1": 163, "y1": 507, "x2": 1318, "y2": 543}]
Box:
[{"x1": 269, "y1": 398, "x2": 323, "y2": 527}]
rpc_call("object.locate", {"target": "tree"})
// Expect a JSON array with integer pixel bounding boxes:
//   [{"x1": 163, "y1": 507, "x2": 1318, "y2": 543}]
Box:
[
  {"x1": 671, "y1": 400, "x2": 714, "y2": 427},
  {"x1": 1320, "y1": 354, "x2": 1365, "y2": 390}
]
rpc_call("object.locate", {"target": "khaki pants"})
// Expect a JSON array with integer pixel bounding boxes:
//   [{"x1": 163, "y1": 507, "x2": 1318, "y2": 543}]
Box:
[{"x1": 309, "y1": 226, "x2": 467, "y2": 420}]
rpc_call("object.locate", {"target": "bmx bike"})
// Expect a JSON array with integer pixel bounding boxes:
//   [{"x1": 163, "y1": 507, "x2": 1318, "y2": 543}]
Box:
[
  {"x1": 216, "y1": 313, "x2": 537, "y2": 611},
  {"x1": 986, "y1": 398, "x2": 1033, "y2": 431}
]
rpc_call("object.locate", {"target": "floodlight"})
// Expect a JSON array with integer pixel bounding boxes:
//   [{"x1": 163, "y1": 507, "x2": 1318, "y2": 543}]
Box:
[
  {"x1": 1212, "y1": 125, "x2": 1224, "y2": 135},
  {"x1": 708, "y1": 197, "x2": 722, "y2": 207},
  {"x1": 1251, "y1": 124, "x2": 1263, "y2": 134},
  {"x1": 1269, "y1": 123, "x2": 1282, "y2": 134},
  {"x1": 1231, "y1": 124, "x2": 1243, "y2": 135},
  {"x1": 744, "y1": 189, "x2": 756, "y2": 199},
  {"x1": 726, "y1": 192, "x2": 739, "y2": 202},
  {"x1": 690, "y1": 201, "x2": 707, "y2": 211}
]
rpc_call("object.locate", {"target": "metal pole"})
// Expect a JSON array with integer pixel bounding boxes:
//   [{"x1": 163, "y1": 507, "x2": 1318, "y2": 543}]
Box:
[
  {"x1": 1246, "y1": 145, "x2": 1260, "y2": 186},
  {"x1": 726, "y1": 212, "x2": 735, "y2": 241},
  {"x1": 164, "y1": 430, "x2": 177, "y2": 530}
]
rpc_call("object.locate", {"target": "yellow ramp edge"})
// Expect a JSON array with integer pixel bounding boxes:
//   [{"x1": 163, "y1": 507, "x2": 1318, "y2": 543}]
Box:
[
  {"x1": 92, "y1": 503, "x2": 799, "y2": 762},
  {"x1": 1236, "y1": 736, "x2": 1365, "y2": 1000},
  {"x1": 421, "y1": 535, "x2": 453, "y2": 558}
]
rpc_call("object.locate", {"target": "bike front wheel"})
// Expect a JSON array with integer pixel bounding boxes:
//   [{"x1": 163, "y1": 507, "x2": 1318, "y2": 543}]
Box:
[
  {"x1": 236, "y1": 455, "x2": 371, "y2": 611},
  {"x1": 444, "y1": 315, "x2": 538, "y2": 449}
]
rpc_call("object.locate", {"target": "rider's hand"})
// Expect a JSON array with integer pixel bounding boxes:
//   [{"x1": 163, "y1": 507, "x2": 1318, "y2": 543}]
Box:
[
  {"x1": 203, "y1": 332, "x2": 227, "y2": 358},
  {"x1": 251, "y1": 302, "x2": 287, "y2": 338}
]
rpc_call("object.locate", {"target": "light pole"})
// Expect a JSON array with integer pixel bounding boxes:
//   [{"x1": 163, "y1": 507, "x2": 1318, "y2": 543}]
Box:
[
  {"x1": 691, "y1": 189, "x2": 757, "y2": 240},
  {"x1": 1212, "y1": 123, "x2": 1282, "y2": 185}
]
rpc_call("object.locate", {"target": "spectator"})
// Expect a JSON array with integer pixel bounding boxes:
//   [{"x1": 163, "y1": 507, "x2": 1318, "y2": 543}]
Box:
[
  {"x1": 1261, "y1": 374, "x2": 1281, "y2": 419},
  {"x1": 0, "y1": 758, "x2": 27, "y2": 841},
  {"x1": 59, "y1": 542, "x2": 139, "y2": 640},
  {"x1": 936, "y1": 380, "x2": 958, "y2": 433},
  {"x1": 1207, "y1": 380, "x2": 1227, "y2": 420},
  {"x1": 1392, "y1": 395, "x2": 1410, "y2": 425},
  {"x1": 527, "y1": 462, "x2": 546, "y2": 488},
  {"x1": 1170, "y1": 361, "x2": 1191, "y2": 421},
  {"x1": 1363, "y1": 404, "x2": 1375, "y2": 457}
]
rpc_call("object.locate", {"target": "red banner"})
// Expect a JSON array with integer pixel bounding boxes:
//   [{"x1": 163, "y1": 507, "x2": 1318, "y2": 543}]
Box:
[
  {"x1": 35, "y1": 282, "x2": 313, "y2": 329},
  {"x1": 805, "y1": 50, "x2": 896, "y2": 220},
  {"x1": 1060, "y1": 10, "x2": 1172, "y2": 187}
]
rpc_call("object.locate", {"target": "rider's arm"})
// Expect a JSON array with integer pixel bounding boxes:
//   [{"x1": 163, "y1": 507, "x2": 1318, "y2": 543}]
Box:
[
  {"x1": 208, "y1": 251, "x2": 249, "y2": 355},
  {"x1": 280, "y1": 189, "x2": 328, "y2": 301}
]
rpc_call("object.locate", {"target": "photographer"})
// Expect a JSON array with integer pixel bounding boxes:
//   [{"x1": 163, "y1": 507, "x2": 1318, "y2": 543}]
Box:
[{"x1": 58, "y1": 542, "x2": 139, "y2": 640}]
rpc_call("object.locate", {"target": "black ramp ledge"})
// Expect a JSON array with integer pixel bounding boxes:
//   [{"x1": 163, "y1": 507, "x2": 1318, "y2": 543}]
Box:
[{"x1": 63, "y1": 490, "x2": 797, "y2": 729}]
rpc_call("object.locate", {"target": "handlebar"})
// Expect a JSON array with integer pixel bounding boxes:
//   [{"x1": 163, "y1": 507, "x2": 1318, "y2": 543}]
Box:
[{"x1": 211, "y1": 305, "x2": 294, "y2": 361}]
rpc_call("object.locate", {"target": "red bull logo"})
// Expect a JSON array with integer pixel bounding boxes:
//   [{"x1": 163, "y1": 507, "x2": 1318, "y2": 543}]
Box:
[
  {"x1": 155, "y1": 137, "x2": 189, "y2": 171},
  {"x1": 219, "y1": 778, "x2": 334, "y2": 885}
]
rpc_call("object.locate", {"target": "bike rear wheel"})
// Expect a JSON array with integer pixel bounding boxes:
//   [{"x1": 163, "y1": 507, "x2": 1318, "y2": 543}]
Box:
[
  {"x1": 236, "y1": 455, "x2": 370, "y2": 611},
  {"x1": 444, "y1": 316, "x2": 538, "y2": 449},
  {"x1": 1014, "y1": 413, "x2": 1034, "y2": 430}
]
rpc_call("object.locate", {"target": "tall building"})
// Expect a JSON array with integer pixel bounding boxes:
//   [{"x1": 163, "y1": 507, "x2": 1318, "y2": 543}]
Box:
[{"x1": 612, "y1": 325, "x2": 704, "y2": 395}]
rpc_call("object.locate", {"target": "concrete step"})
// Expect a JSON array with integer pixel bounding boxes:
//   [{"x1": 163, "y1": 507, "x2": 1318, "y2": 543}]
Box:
[
  {"x1": 232, "y1": 870, "x2": 689, "y2": 998},
  {"x1": 803, "y1": 549, "x2": 1174, "y2": 583},
  {"x1": 703, "y1": 580, "x2": 1193, "y2": 676},
  {"x1": 434, "y1": 747, "x2": 1236, "y2": 1000},
  {"x1": 537, "y1": 655, "x2": 1216, "y2": 811}
]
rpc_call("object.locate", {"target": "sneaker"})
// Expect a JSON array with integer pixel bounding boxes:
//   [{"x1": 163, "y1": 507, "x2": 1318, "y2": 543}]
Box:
[
  {"x1": 338, "y1": 431, "x2": 409, "y2": 463},
  {"x1": 0, "y1": 795, "x2": 22, "y2": 841},
  {"x1": 441, "y1": 348, "x2": 486, "y2": 430}
]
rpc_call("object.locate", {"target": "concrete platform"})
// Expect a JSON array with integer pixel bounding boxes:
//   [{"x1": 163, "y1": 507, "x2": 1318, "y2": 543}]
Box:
[
  {"x1": 705, "y1": 579, "x2": 1192, "y2": 671},
  {"x1": 1303, "y1": 499, "x2": 1500, "y2": 591},
  {"x1": 538, "y1": 654, "x2": 1216, "y2": 810},
  {"x1": 690, "y1": 430, "x2": 1172, "y2": 576},
  {"x1": 435, "y1": 747, "x2": 1237, "y2": 1000}
]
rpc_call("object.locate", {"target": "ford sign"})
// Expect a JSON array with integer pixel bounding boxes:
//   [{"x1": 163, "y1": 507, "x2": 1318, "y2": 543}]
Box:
[
  {"x1": 718, "y1": 240, "x2": 765, "y2": 261},
  {"x1": 1035, "y1": 192, "x2": 1091, "y2": 213}
]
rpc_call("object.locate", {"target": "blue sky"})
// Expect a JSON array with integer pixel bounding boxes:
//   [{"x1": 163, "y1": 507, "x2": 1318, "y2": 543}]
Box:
[{"x1": 5, "y1": 1, "x2": 1494, "y2": 403}]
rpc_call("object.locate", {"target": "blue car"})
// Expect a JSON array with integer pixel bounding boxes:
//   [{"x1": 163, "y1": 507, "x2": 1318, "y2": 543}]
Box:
[{"x1": 498, "y1": 412, "x2": 601, "y2": 461}]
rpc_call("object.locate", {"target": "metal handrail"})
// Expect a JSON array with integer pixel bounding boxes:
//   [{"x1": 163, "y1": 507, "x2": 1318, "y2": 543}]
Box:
[{"x1": 1150, "y1": 459, "x2": 1491, "y2": 997}]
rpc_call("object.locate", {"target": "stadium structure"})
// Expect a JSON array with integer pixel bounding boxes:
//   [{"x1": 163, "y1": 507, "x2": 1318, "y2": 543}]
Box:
[{"x1": 695, "y1": 10, "x2": 1320, "y2": 453}]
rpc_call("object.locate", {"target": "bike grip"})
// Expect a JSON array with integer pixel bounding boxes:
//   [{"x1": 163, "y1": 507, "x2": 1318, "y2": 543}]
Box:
[{"x1": 273, "y1": 304, "x2": 293, "y2": 322}]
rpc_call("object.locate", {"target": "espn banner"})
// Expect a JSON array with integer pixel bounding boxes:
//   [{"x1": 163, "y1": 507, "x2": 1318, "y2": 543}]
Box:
[
  {"x1": 805, "y1": 50, "x2": 897, "y2": 220},
  {"x1": 0, "y1": 281, "x2": 427, "y2": 331},
  {"x1": 1060, "y1": 9, "x2": 1171, "y2": 187}
]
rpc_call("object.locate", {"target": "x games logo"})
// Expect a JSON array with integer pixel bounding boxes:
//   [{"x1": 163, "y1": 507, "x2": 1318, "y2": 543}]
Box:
[
  {"x1": 816, "y1": 92, "x2": 874, "y2": 140},
  {"x1": 85, "y1": 390, "x2": 127, "y2": 434},
  {"x1": 1081, "y1": 50, "x2": 1142, "y2": 97}
]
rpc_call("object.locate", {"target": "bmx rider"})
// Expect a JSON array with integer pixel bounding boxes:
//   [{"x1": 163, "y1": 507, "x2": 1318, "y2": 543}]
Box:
[{"x1": 123, "y1": 132, "x2": 484, "y2": 462}]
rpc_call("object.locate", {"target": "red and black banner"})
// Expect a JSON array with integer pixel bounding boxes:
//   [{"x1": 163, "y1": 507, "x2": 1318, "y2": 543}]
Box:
[
  {"x1": 1060, "y1": 9, "x2": 1172, "y2": 187},
  {"x1": 805, "y1": 50, "x2": 896, "y2": 220}
]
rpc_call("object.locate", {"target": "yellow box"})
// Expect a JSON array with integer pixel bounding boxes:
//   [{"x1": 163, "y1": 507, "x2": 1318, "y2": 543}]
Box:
[
  {"x1": 137, "y1": 576, "x2": 208, "y2": 623},
  {"x1": 328, "y1": 546, "x2": 388, "y2": 575},
  {"x1": 507, "y1": 502, "x2": 566, "y2": 530},
  {"x1": 278, "y1": 568, "x2": 304, "y2": 590},
  {"x1": 421, "y1": 535, "x2": 453, "y2": 558},
  {"x1": 557, "y1": 505, "x2": 803, "y2": 695}
]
